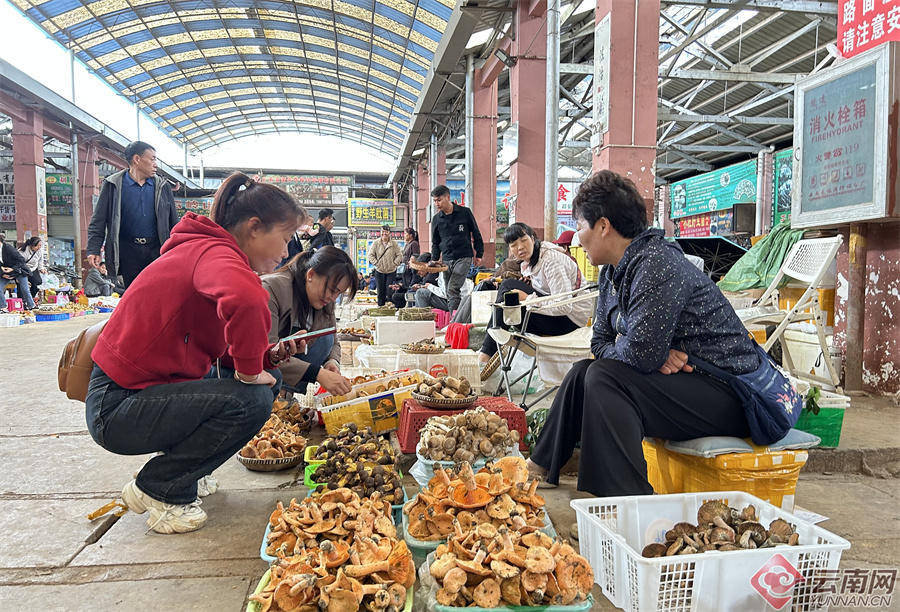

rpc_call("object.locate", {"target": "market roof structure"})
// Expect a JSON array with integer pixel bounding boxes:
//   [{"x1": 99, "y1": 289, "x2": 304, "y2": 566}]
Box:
[{"x1": 7, "y1": 0, "x2": 455, "y2": 154}]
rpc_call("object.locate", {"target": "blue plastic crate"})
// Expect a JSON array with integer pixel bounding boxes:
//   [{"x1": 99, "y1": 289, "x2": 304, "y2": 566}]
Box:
[{"x1": 35, "y1": 312, "x2": 71, "y2": 321}]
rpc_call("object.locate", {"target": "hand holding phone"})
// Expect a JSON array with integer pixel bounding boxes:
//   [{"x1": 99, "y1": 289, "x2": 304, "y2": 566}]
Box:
[{"x1": 279, "y1": 326, "x2": 336, "y2": 344}]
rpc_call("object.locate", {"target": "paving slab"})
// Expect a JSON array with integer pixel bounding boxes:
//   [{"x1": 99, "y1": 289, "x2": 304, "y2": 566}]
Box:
[
  {"x1": 0, "y1": 499, "x2": 114, "y2": 569},
  {"x1": 211, "y1": 455, "x2": 302, "y2": 492},
  {"x1": 69, "y1": 489, "x2": 303, "y2": 567},
  {"x1": 0, "y1": 402, "x2": 88, "y2": 436},
  {"x1": 795, "y1": 475, "x2": 900, "y2": 566},
  {"x1": 0, "y1": 576, "x2": 251, "y2": 611},
  {"x1": 0, "y1": 435, "x2": 152, "y2": 496}
]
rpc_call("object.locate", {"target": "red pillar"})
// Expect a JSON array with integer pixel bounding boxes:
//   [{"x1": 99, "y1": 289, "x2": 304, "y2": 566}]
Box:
[
  {"x1": 436, "y1": 147, "x2": 447, "y2": 189},
  {"x1": 472, "y1": 66, "x2": 499, "y2": 266},
  {"x1": 416, "y1": 163, "x2": 430, "y2": 252},
  {"x1": 12, "y1": 111, "x2": 46, "y2": 243},
  {"x1": 508, "y1": 0, "x2": 547, "y2": 238},
  {"x1": 592, "y1": 0, "x2": 660, "y2": 215},
  {"x1": 77, "y1": 142, "x2": 99, "y2": 256}
]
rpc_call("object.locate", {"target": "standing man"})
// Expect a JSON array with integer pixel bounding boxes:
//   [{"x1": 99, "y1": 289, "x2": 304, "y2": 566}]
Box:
[
  {"x1": 367, "y1": 225, "x2": 403, "y2": 306},
  {"x1": 86, "y1": 141, "x2": 178, "y2": 288},
  {"x1": 430, "y1": 185, "x2": 483, "y2": 312},
  {"x1": 309, "y1": 208, "x2": 336, "y2": 249}
]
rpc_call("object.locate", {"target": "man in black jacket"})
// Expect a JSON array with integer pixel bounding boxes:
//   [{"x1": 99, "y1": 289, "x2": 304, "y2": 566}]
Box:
[
  {"x1": 86, "y1": 141, "x2": 178, "y2": 288},
  {"x1": 1, "y1": 234, "x2": 30, "y2": 307},
  {"x1": 430, "y1": 185, "x2": 483, "y2": 311},
  {"x1": 309, "y1": 208, "x2": 336, "y2": 249}
]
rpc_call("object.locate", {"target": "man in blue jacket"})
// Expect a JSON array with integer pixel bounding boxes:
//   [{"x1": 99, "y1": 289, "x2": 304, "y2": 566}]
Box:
[
  {"x1": 430, "y1": 185, "x2": 483, "y2": 311},
  {"x1": 86, "y1": 141, "x2": 178, "y2": 288},
  {"x1": 526, "y1": 170, "x2": 756, "y2": 497}
]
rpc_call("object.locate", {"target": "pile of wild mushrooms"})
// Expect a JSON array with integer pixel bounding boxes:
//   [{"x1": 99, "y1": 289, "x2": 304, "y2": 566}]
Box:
[
  {"x1": 429, "y1": 526, "x2": 593, "y2": 607},
  {"x1": 239, "y1": 414, "x2": 307, "y2": 460},
  {"x1": 265, "y1": 489, "x2": 397, "y2": 558},
  {"x1": 418, "y1": 407, "x2": 520, "y2": 463},
  {"x1": 642, "y1": 501, "x2": 802, "y2": 557},
  {"x1": 403, "y1": 458, "x2": 546, "y2": 542},
  {"x1": 250, "y1": 536, "x2": 415, "y2": 612}
]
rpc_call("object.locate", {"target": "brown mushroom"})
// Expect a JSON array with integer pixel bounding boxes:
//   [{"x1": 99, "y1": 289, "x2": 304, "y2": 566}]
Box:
[
  {"x1": 697, "y1": 500, "x2": 731, "y2": 526},
  {"x1": 500, "y1": 576, "x2": 522, "y2": 605},
  {"x1": 768, "y1": 518, "x2": 795, "y2": 539},
  {"x1": 524, "y1": 546, "x2": 555, "y2": 573},
  {"x1": 435, "y1": 588, "x2": 459, "y2": 606},
  {"x1": 641, "y1": 543, "x2": 668, "y2": 558},
  {"x1": 490, "y1": 558, "x2": 521, "y2": 579},
  {"x1": 456, "y1": 548, "x2": 492, "y2": 577},
  {"x1": 521, "y1": 570, "x2": 549, "y2": 603},
  {"x1": 473, "y1": 578, "x2": 502, "y2": 608},
  {"x1": 443, "y1": 567, "x2": 468, "y2": 594}
]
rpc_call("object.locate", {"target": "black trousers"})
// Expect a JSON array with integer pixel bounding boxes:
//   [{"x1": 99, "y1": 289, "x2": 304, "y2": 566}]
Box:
[
  {"x1": 119, "y1": 239, "x2": 161, "y2": 289},
  {"x1": 481, "y1": 278, "x2": 579, "y2": 355},
  {"x1": 530, "y1": 358, "x2": 750, "y2": 497},
  {"x1": 374, "y1": 271, "x2": 395, "y2": 307},
  {"x1": 27, "y1": 270, "x2": 41, "y2": 298}
]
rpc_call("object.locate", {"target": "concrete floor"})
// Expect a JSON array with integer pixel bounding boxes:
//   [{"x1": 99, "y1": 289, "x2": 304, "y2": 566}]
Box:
[{"x1": 1, "y1": 314, "x2": 898, "y2": 611}]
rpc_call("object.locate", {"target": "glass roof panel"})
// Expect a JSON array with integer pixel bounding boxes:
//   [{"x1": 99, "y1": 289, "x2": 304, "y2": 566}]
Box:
[{"x1": 13, "y1": 0, "x2": 452, "y2": 153}]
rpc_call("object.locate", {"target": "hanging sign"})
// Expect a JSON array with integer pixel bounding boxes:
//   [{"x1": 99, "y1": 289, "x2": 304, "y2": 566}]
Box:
[
  {"x1": 45, "y1": 174, "x2": 73, "y2": 215},
  {"x1": 348, "y1": 198, "x2": 395, "y2": 227},
  {"x1": 838, "y1": 0, "x2": 900, "y2": 58},
  {"x1": 669, "y1": 159, "x2": 757, "y2": 219},
  {"x1": 772, "y1": 148, "x2": 794, "y2": 227}
]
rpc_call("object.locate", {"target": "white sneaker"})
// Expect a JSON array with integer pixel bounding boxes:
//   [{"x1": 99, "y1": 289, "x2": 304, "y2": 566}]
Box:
[
  {"x1": 121, "y1": 480, "x2": 208, "y2": 534},
  {"x1": 197, "y1": 475, "x2": 219, "y2": 497}
]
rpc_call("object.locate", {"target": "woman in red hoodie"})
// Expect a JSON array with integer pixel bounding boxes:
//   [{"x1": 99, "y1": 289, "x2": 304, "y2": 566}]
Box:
[{"x1": 85, "y1": 172, "x2": 306, "y2": 534}]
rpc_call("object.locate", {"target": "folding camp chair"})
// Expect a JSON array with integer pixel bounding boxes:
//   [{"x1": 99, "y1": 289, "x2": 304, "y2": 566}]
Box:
[
  {"x1": 489, "y1": 287, "x2": 598, "y2": 410},
  {"x1": 734, "y1": 236, "x2": 842, "y2": 389}
]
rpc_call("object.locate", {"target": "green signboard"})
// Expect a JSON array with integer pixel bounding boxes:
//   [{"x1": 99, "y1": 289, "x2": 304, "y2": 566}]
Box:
[
  {"x1": 45, "y1": 173, "x2": 73, "y2": 215},
  {"x1": 669, "y1": 159, "x2": 757, "y2": 219},
  {"x1": 772, "y1": 148, "x2": 793, "y2": 227}
]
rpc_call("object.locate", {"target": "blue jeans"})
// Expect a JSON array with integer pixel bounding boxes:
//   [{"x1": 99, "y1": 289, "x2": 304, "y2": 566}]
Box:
[
  {"x1": 283, "y1": 334, "x2": 334, "y2": 394},
  {"x1": 15, "y1": 275, "x2": 34, "y2": 309},
  {"x1": 85, "y1": 364, "x2": 281, "y2": 504}
]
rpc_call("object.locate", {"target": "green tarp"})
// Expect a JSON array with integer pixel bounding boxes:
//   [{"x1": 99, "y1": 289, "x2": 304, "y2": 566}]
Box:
[{"x1": 716, "y1": 223, "x2": 805, "y2": 292}]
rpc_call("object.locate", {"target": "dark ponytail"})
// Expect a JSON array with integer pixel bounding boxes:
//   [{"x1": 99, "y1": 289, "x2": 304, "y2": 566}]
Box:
[
  {"x1": 289, "y1": 246, "x2": 358, "y2": 315},
  {"x1": 209, "y1": 171, "x2": 305, "y2": 231}
]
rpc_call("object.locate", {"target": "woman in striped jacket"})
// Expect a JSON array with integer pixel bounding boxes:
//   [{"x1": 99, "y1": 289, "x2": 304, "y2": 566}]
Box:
[{"x1": 479, "y1": 223, "x2": 592, "y2": 374}]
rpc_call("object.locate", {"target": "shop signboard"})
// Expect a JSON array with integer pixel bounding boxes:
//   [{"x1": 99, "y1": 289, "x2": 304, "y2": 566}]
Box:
[
  {"x1": 669, "y1": 159, "x2": 757, "y2": 220},
  {"x1": 174, "y1": 197, "x2": 213, "y2": 218},
  {"x1": 258, "y1": 174, "x2": 352, "y2": 207},
  {"x1": 45, "y1": 173, "x2": 73, "y2": 215},
  {"x1": 556, "y1": 181, "x2": 581, "y2": 237},
  {"x1": 792, "y1": 42, "x2": 899, "y2": 227},
  {"x1": 444, "y1": 179, "x2": 511, "y2": 227},
  {"x1": 676, "y1": 210, "x2": 734, "y2": 237},
  {"x1": 838, "y1": 0, "x2": 900, "y2": 59},
  {"x1": 0, "y1": 171, "x2": 14, "y2": 224},
  {"x1": 348, "y1": 198, "x2": 395, "y2": 227},
  {"x1": 593, "y1": 13, "x2": 611, "y2": 138},
  {"x1": 772, "y1": 149, "x2": 794, "y2": 227}
]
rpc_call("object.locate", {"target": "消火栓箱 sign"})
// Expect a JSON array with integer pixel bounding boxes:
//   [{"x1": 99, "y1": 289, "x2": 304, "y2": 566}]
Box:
[
  {"x1": 669, "y1": 159, "x2": 757, "y2": 220},
  {"x1": 792, "y1": 42, "x2": 900, "y2": 227}
]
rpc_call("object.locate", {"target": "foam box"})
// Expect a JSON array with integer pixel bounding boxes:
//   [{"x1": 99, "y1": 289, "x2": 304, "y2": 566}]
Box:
[{"x1": 375, "y1": 318, "x2": 434, "y2": 345}]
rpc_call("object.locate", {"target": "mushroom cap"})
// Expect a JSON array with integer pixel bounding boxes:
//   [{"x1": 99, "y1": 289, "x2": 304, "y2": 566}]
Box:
[
  {"x1": 768, "y1": 518, "x2": 795, "y2": 539},
  {"x1": 456, "y1": 557, "x2": 493, "y2": 577},
  {"x1": 641, "y1": 543, "x2": 668, "y2": 558},
  {"x1": 737, "y1": 521, "x2": 768, "y2": 544},
  {"x1": 697, "y1": 500, "x2": 731, "y2": 526},
  {"x1": 435, "y1": 588, "x2": 459, "y2": 606},
  {"x1": 430, "y1": 552, "x2": 459, "y2": 580},
  {"x1": 449, "y1": 484, "x2": 493, "y2": 509},
  {"x1": 521, "y1": 531, "x2": 553, "y2": 549},
  {"x1": 521, "y1": 569, "x2": 549, "y2": 593},
  {"x1": 490, "y1": 559, "x2": 521, "y2": 579},
  {"x1": 442, "y1": 567, "x2": 468, "y2": 593},
  {"x1": 473, "y1": 577, "x2": 502, "y2": 608},
  {"x1": 524, "y1": 546, "x2": 555, "y2": 573}
]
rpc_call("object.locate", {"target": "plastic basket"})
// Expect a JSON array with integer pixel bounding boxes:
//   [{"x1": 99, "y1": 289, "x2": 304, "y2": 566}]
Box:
[
  {"x1": 98, "y1": 306, "x2": 115, "y2": 313},
  {"x1": 394, "y1": 349, "x2": 483, "y2": 395},
  {"x1": 304, "y1": 473, "x2": 407, "y2": 523},
  {"x1": 0, "y1": 313, "x2": 20, "y2": 328},
  {"x1": 35, "y1": 312, "x2": 71, "y2": 321},
  {"x1": 571, "y1": 491, "x2": 850, "y2": 612},
  {"x1": 398, "y1": 396, "x2": 527, "y2": 454},
  {"x1": 303, "y1": 445, "x2": 324, "y2": 465},
  {"x1": 794, "y1": 406, "x2": 845, "y2": 448},
  {"x1": 246, "y1": 569, "x2": 413, "y2": 612}
]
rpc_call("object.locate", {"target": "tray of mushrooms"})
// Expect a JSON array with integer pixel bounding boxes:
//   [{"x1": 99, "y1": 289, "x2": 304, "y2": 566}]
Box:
[
  {"x1": 251, "y1": 491, "x2": 416, "y2": 611},
  {"x1": 237, "y1": 414, "x2": 307, "y2": 471},
  {"x1": 402, "y1": 459, "x2": 551, "y2": 545},
  {"x1": 412, "y1": 376, "x2": 477, "y2": 409},
  {"x1": 426, "y1": 527, "x2": 594, "y2": 609},
  {"x1": 641, "y1": 500, "x2": 802, "y2": 558},
  {"x1": 417, "y1": 408, "x2": 520, "y2": 464}
]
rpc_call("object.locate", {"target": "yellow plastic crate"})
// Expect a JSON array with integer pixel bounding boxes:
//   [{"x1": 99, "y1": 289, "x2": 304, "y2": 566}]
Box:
[
  {"x1": 778, "y1": 287, "x2": 836, "y2": 327},
  {"x1": 642, "y1": 438, "x2": 808, "y2": 511},
  {"x1": 316, "y1": 370, "x2": 424, "y2": 435},
  {"x1": 569, "y1": 246, "x2": 599, "y2": 282}
]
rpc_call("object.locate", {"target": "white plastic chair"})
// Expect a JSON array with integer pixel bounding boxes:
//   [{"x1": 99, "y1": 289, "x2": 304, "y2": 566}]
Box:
[
  {"x1": 735, "y1": 236, "x2": 843, "y2": 389},
  {"x1": 489, "y1": 287, "x2": 598, "y2": 409}
]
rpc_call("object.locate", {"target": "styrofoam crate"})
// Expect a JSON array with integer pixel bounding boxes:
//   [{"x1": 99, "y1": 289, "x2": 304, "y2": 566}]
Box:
[
  {"x1": 571, "y1": 491, "x2": 850, "y2": 612},
  {"x1": 375, "y1": 318, "x2": 434, "y2": 345}
]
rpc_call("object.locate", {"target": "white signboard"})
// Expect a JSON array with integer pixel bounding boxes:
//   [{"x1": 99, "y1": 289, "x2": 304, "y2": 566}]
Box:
[
  {"x1": 35, "y1": 166, "x2": 47, "y2": 217},
  {"x1": 792, "y1": 42, "x2": 900, "y2": 227},
  {"x1": 0, "y1": 171, "x2": 14, "y2": 222},
  {"x1": 593, "y1": 14, "x2": 611, "y2": 141}
]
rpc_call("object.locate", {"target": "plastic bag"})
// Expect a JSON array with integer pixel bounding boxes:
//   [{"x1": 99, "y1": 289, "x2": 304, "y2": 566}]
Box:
[
  {"x1": 483, "y1": 349, "x2": 543, "y2": 396},
  {"x1": 409, "y1": 444, "x2": 523, "y2": 488}
]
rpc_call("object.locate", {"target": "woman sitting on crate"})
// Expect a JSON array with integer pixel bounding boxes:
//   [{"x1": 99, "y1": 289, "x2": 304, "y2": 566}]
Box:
[
  {"x1": 478, "y1": 222, "x2": 593, "y2": 377},
  {"x1": 525, "y1": 170, "x2": 757, "y2": 498},
  {"x1": 262, "y1": 246, "x2": 355, "y2": 398},
  {"x1": 85, "y1": 172, "x2": 306, "y2": 535}
]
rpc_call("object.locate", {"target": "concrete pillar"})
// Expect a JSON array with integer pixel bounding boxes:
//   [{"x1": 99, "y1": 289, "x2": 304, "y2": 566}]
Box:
[
  {"x1": 416, "y1": 163, "x2": 430, "y2": 252},
  {"x1": 472, "y1": 66, "x2": 499, "y2": 267},
  {"x1": 436, "y1": 147, "x2": 447, "y2": 192},
  {"x1": 509, "y1": 0, "x2": 547, "y2": 237},
  {"x1": 77, "y1": 141, "x2": 100, "y2": 256},
  {"x1": 591, "y1": 0, "x2": 660, "y2": 217},
  {"x1": 12, "y1": 111, "x2": 46, "y2": 243}
]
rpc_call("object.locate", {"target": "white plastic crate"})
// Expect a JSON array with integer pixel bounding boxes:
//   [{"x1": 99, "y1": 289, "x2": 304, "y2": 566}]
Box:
[
  {"x1": 375, "y1": 318, "x2": 434, "y2": 345},
  {"x1": 394, "y1": 348, "x2": 482, "y2": 394},
  {"x1": 571, "y1": 491, "x2": 850, "y2": 612},
  {"x1": 356, "y1": 344, "x2": 404, "y2": 370},
  {"x1": 0, "y1": 313, "x2": 21, "y2": 327}
]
